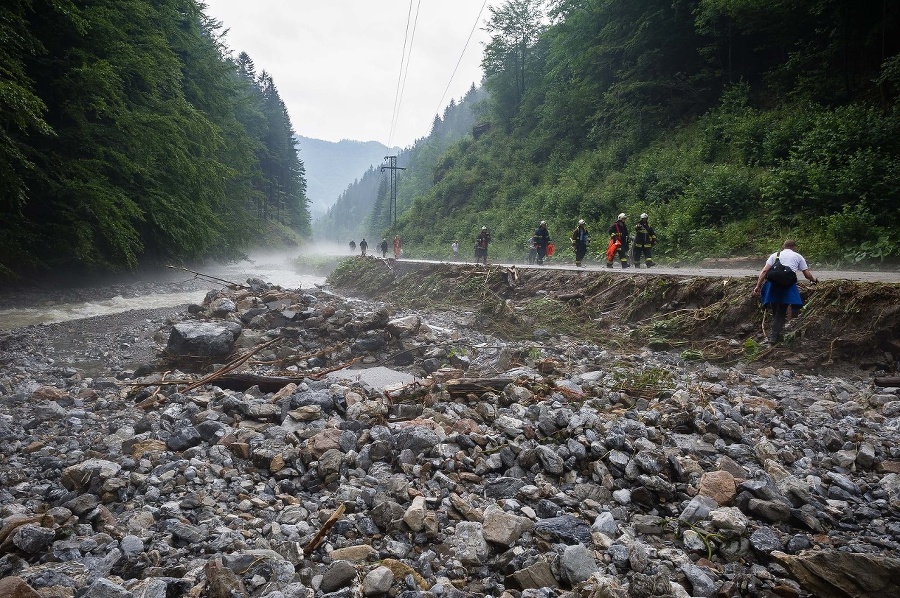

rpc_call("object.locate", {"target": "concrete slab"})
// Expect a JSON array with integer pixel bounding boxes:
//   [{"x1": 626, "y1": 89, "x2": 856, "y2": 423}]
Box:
[{"x1": 326, "y1": 366, "x2": 416, "y2": 389}]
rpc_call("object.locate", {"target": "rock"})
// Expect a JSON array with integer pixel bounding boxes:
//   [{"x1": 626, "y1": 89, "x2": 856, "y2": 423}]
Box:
[
  {"x1": 330, "y1": 545, "x2": 378, "y2": 562},
  {"x1": 680, "y1": 563, "x2": 718, "y2": 597},
  {"x1": 533, "y1": 515, "x2": 592, "y2": 545},
  {"x1": 363, "y1": 565, "x2": 394, "y2": 595},
  {"x1": 61, "y1": 459, "x2": 121, "y2": 491},
  {"x1": 166, "y1": 321, "x2": 242, "y2": 357},
  {"x1": 482, "y1": 504, "x2": 532, "y2": 546},
  {"x1": 560, "y1": 544, "x2": 599, "y2": 586},
  {"x1": 508, "y1": 559, "x2": 558, "y2": 591},
  {"x1": 205, "y1": 557, "x2": 247, "y2": 598},
  {"x1": 320, "y1": 560, "x2": 357, "y2": 592},
  {"x1": 11, "y1": 525, "x2": 55, "y2": 553},
  {"x1": 0, "y1": 577, "x2": 41, "y2": 598},
  {"x1": 750, "y1": 526, "x2": 785, "y2": 555},
  {"x1": 698, "y1": 470, "x2": 736, "y2": 505},
  {"x1": 484, "y1": 476, "x2": 526, "y2": 498},
  {"x1": 83, "y1": 578, "x2": 131, "y2": 597},
  {"x1": 452, "y1": 522, "x2": 488, "y2": 565},
  {"x1": 403, "y1": 496, "x2": 427, "y2": 532},
  {"x1": 680, "y1": 495, "x2": 718, "y2": 524},
  {"x1": 592, "y1": 511, "x2": 619, "y2": 536},
  {"x1": 772, "y1": 550, "x2": 900, "y2": 598}
]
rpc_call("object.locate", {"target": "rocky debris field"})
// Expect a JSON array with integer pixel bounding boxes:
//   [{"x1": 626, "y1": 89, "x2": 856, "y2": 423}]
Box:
[{"x1": 1, "y1": 268, "x2": 899, "y2": 598}]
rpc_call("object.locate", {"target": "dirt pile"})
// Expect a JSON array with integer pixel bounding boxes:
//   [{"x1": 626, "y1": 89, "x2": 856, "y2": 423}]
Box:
[{"x1": 327, "y1": 259, "x2": 900, "y2": 375}]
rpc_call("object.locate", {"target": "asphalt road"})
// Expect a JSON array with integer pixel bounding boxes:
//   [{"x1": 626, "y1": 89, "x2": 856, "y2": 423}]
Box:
[{"x1": 390, "y1": 257, "x2": 900, "y2": 283}]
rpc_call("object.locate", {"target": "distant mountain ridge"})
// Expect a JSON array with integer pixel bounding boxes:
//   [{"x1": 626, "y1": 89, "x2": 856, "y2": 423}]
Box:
[{"x1": 296, "y1": 136, "x2": 398, "y2": 217}]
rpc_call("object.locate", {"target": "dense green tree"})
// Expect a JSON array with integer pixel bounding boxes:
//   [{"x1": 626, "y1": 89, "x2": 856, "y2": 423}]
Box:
[
  {"x1": 0, "y1": 0, "x2": 310, "y2": 279},
  {"x1": 482, "y1": 0, "x2": 548, "y2": 128}
]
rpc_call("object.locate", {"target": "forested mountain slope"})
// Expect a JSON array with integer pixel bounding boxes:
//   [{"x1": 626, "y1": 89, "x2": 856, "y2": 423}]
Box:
[
  {"x1": 355, "y1": 0, "x2": 900, "y2": 266},
  {"x1": 298, "y1": 137, "x2": 397, "y2": 218},
  {"x1": 0, "y1": 0, "x2": 310, "y2": 280},
  {"x1": 315, "y1": 85, "x2": 488, "y2": 243}
]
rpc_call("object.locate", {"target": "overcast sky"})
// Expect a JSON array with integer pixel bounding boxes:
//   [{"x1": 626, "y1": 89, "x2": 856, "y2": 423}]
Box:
[{"x1": 202, "y1": 1, "x2": 496, "y2": 148}]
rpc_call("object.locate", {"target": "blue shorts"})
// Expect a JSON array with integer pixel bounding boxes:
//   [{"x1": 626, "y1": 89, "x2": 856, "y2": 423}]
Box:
[{"x1": 760, "y1": 281, "x2": 802, "y2": 306}]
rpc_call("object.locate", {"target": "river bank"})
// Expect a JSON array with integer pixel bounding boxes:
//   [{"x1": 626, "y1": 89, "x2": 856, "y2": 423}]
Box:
[{"x1": 0, "y1": 258, "x2": 898, "y2": 597}]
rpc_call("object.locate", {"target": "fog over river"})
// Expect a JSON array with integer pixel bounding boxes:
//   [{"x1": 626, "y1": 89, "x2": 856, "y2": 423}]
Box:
[{"x1": 0, "y1": 251, "x2": 326, "y2": 329}]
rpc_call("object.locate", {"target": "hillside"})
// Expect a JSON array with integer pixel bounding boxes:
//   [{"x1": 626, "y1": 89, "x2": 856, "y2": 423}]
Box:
[{"x1": 331, "y1": 1, "x2": 900, "y2": 270}]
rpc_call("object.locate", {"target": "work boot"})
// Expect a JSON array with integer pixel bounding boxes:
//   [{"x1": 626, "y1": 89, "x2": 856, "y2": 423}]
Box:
[
  {"x1": 622, "y1": 262, "x2": 631, "y2": 268},
  {"x1": 646, "y1": 261, "x2": 654, "y2": 268},
  {"x1": 606, "y1": 263, "x2": 613, "y2": 269}
]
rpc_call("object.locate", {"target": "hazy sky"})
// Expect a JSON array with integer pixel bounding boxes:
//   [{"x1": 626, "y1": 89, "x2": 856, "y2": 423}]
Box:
[{"x1": 202, "y1": 1, "x2": 496, "y2": 148}]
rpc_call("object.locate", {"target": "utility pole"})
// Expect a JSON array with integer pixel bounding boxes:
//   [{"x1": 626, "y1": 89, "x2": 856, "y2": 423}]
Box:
[{"x1": 380, "y1": 155, "x2": 405, "y2": 228}]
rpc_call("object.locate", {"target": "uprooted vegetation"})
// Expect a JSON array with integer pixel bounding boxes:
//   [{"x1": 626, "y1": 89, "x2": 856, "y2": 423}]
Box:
[{"x1": 328, "y1": 259, "x2": 900, "y2": 374}]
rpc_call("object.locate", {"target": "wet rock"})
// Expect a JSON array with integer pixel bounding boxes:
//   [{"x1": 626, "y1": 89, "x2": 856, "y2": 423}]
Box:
[{"x1": 165, "y1": 321, "x2": 242, "y2": 357}]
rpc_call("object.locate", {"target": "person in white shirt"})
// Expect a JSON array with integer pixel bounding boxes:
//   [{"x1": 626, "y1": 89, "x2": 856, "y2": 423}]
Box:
[{"x1": 752, "y1": 239, "x2": 818, "y2": 343}]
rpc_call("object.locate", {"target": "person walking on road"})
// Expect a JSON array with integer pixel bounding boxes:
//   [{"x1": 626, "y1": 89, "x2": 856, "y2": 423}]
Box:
[
  {"x1": 571, "y1": 219, "x2": 589, "y2": 267},
  {"x1": 753, "y1": 239, "x2": 818, "y2": 344},
  {"x1": 532, "y1": 221, "x2": 551, "y2": 265},
  {"x1": 349, "y1": 240, "x2": 356, "y2": 253},
  {"x1": 607, "y1": 213, "x2": 630, "y2": 268},
  {"x1": 451, "y1": 240, "x2": 459, "y2": 260},
  {"x1": 474, "y1": 227, "x2": 491, "y2": 264},
  {"x1": 632, "y1": 213, "x2": 656, "y2": 268},
  {"x1": 393, "y1": 235, "x2": 402, "y2": 258},
  {"x1": 359, "y1": 238, "x2": 368, "y2": 257},
  {"x1": 380, "y1": 238, "x2": 388, "y2": 258}
]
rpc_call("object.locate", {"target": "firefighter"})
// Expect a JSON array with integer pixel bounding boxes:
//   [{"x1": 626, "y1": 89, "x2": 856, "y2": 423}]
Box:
[
  {"x1": 607, "y1": 213, "x2": 630, "y2": 268},
  {"x1": 632, "y1": 213, "x2": 656, "y2": 268},
  {"x1": 571, "y1": 219, "x2": 589, "y2": 267}
]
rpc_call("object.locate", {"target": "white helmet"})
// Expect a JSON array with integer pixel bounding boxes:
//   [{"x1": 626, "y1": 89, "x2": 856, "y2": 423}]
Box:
[
  {"x1": 640, "y1": 213, "x2": 648, "y2": 219},
  {"x1": 618, "y1": 213, "x2": 626, "y2": 220},
  {"x1": 481, "y1": 226, "x2": 487, "y2": 230},
  {"x1": 578, "y1": 219, "x2": 585, "y2": 225},
  {"x1": 540, "y1": 220, "x2": 546, "y2": 225}
]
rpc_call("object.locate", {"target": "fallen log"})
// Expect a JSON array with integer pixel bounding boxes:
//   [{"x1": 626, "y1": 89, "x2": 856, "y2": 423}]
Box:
[
  {"x1": 444, "y1": 378, "x2": 514, "y2": 398},
  {"x1": 874, "y1": 376, "x2": 900, "y2": 387},
  {"x1": 206, "y1": 373, "x2": 306, "y2": 393}
]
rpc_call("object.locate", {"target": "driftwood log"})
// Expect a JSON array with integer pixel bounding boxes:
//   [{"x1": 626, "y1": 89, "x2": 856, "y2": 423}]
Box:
[
  {"x1": 874, "y1": 376, "x2": 900, "y2": 387},
  {"x1": 444, "y1": 378, "x2": 514, "y2": 399},
  {"x1": 208, "y1": 373, "x2": 306, "y2": 393}
]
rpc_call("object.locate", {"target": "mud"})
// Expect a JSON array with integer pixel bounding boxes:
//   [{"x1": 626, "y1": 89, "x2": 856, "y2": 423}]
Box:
[{"x1": 327, "y1": 258, "x2": 900, "y2": 376}]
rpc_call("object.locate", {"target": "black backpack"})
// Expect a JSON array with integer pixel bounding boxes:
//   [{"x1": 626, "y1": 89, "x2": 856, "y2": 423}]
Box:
[{"x1": 766, "y1": 252, "x2": 798, "y2": 288}]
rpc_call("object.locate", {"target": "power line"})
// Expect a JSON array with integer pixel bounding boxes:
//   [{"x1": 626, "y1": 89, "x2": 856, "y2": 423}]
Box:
[
  {"x1": 434, "y1": 0, "x2": 489, "y2": 118},
  {"x1": 388, "y1": 0, "x2": 422, "y2": 147}
]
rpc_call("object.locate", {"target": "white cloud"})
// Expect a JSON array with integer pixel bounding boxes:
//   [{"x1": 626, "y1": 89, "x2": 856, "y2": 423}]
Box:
[{"x1": 203, "y1": 0, "x2": 495, "y2": 147}]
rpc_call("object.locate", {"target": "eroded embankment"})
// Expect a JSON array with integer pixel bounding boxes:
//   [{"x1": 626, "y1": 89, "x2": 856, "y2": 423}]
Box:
[{"x1": 327, "y1": 258, "x2": 900, "y2": 374}]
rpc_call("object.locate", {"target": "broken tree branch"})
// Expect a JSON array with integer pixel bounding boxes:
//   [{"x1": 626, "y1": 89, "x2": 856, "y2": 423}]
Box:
[{"x1": 303, "y1": 503, "x2": 346, "y2": 555}]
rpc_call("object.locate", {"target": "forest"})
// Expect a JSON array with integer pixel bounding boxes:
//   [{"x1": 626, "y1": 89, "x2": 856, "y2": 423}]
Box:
[
  {"x1": 4, "y1": 0, "x2": 899, "y2": 279},
  {"x1": 342, "y1": 0, "x2": 900, "y2": 267},
  {"x1": 0, "y1": 0, "x2": 309, "y2": 280}
]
